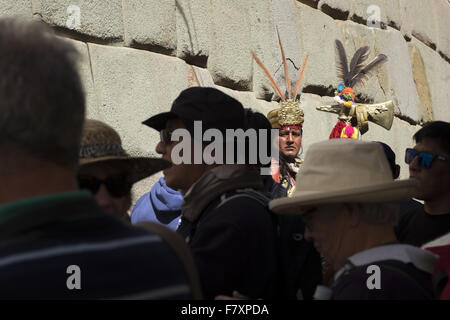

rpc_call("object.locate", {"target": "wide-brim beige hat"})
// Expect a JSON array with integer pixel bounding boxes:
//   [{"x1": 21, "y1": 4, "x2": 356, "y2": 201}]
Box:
[
  {"x1": 79, "y1": 119, "x2": 170, "y2": 184},
  {"x1": 269, "y1": 139, "x2": 418, "y2": 215}
]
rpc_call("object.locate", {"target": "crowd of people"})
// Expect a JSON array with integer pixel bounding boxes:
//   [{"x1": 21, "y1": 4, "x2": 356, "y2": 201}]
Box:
[{"x1": 0, "y1": 17, "x2": 448, "y2": 300}]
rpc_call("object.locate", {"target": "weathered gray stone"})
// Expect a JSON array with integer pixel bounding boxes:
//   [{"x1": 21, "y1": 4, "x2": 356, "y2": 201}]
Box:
[
  {"x1": 0, "y1": 0, "x2": 32, "y2": 18},
  {"x1": 176, "y1": 0, "x2": 211, "y2": 66},
  {"x1": 318, "y1": 0, "x2": 350, "y2": 20},
  {"x1": 207, "y1": 0, "x2": 253, "y2": 90},
  {"x1": 247, "y1": 0, "x2": 277, "y2": 100},
  {"x1": 87, "y1": 43, "x2": 189, "y2": 155},
  {"x1": 431, "y1": 0, "x2": 450, "y2": 61},
  {"x1": 374, "y1": 26, "x2": 425, "y2": 122},
  {"x1": 300, "y1": 93, "x2": 338, "y2": 149},
  {"x1": 39, "y1": 0, "x2": 123, "y2": 41},
  {"x1": 59, "y1": 37, "x2": 99, "y2": 119},
  {"x1": 400, "y1": 0, "x2": 437, "y2": 49},
  {"x1": 248, "y1": 0, "x2": 305, "y2": 101},
  {"x1": 318, "y1": 0, "x2": 389, "y2": 27},
  {"x1": 123, "y1": 0, "x2": 176, "y2": 54},
  {"x1": 295, "y1": 2, "x2": 343, "y2": 94},
  {"x1": 270, "y1": 0, "x2": 304, "y2": 99},
  {"x1": 408, "y1": 38, "x2": 450, "y2": 122}
]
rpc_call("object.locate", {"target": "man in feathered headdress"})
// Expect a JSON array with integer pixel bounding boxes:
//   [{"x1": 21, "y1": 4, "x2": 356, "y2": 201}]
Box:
[{"x1": 251, "y1": 29, "x2": 309, "y2": 198}]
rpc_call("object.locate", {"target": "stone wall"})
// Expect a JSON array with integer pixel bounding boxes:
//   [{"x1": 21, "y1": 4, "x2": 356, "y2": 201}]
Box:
[{"x1": 1, "y1": 0, "x2": 449, "y2": 205}]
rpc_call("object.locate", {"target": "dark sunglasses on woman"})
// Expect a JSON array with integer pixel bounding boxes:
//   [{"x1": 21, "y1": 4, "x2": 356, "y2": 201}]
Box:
[
  {"x1": 405, "y1": 148, "x2": 450, "y2": 169},
  {"x1": 77, "y1": 175, "x2": 132, "y2": 198}
]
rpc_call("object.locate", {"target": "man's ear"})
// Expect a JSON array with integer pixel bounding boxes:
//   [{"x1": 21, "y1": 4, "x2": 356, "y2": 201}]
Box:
[{"x1": 343, "y1": 203, "x2": 361, "y2": 228}]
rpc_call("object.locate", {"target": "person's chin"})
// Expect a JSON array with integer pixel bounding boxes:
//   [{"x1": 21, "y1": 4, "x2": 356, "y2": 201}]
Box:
[{"x1": 282, "y1": 151, "x2": 297, "y2": 159}]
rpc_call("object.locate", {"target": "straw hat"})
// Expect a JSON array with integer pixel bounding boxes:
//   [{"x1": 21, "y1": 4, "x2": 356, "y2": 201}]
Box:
[
  {"x1": 269, "y1": 139, "x2": 418, "y2": 215},
  {"x1": 79, "y1": 119, "x2": 170, "y2": 184}
]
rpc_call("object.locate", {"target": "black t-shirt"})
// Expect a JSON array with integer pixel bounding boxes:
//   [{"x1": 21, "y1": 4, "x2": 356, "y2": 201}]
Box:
[{"x1": 396, "y1": 206, "x2": 450, "y2": 247}]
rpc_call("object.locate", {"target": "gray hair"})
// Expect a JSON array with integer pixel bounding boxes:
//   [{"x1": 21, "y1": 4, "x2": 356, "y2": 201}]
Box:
[{"x1": 0, "y1": 18, "x2": 85, "y2": 166}]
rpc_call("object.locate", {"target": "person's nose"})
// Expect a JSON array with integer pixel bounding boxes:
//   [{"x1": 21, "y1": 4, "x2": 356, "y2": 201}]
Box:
[
  {"x1": 286, "y1": 132, "x2": 294, "y2": 143},
  {"x1": 94, "y1": 184, "x2": 115, "y2": 210},
  {"x1": 155, "y1": 141, "x2": 166, "y2": 155},
  {"x1": 409, "y1": 154, "x2": 420, "y2": 172},
  {"x1": 304, "y1": 227, "x2": 313, "y2": 241}
]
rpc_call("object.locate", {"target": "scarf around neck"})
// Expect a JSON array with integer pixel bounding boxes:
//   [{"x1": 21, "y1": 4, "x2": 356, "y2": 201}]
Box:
[{"x1": 181, "y1": 165, "x2": 263, "y2": 222}]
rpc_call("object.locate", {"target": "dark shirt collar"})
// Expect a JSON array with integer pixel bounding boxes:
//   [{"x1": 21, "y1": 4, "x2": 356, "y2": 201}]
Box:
[{"x1": 0, "y1": 191, "x2": 103, "y2": 236}]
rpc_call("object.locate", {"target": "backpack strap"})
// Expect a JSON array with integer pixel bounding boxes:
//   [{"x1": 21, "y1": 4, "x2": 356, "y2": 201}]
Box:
[
  {"x1": 214, "y1": 188, "x2": 271, "y2": 210},
  {"x1": 135, "y1": 221, "x2": 203, "y2": 299}
]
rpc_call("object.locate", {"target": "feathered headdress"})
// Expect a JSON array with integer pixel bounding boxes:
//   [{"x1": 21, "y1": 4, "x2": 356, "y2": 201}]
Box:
[
  {"x1": 251, "y1": 28, "x2": 309, "y2": 129},
  {"x1": 318, "y1": 40, "x2": 393, "y2": 138},
  {"x1": 334, "y1": 39, "x2": 387, "y2": 108}
]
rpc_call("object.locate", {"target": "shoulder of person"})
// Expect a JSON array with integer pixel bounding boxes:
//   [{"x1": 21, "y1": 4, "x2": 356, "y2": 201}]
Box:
[{"x1": 199, "y1": 190, "x2": 273, "y2": 228}]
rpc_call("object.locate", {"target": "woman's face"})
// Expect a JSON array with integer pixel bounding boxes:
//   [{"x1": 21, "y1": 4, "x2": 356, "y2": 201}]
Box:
[{"x1": 78, "y1": 161, "x2": 132, "y2": 222}]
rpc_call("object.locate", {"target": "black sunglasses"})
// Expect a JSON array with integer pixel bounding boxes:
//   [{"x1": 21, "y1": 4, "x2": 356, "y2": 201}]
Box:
[
  {"x1": 77, "y1": 175, "x2": 132, "y2": 198},
  {"x1": 405, "y1": 148, "x2": 450, "y2": 169},
  {"x1": 160, "y1": 129, "x2": 173, "y2": 145}
]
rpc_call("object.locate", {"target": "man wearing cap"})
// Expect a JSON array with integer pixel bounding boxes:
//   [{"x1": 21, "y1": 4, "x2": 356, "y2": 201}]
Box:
[
  {"x1": 0, "y1": 18, "x2": 199, "y2": 299},
  {"x1": 270, "y1": 140, "x2": 438, "y2": 299},
  {"x1": 143, "y1": 86, "x2": 277, "y2": 299}
]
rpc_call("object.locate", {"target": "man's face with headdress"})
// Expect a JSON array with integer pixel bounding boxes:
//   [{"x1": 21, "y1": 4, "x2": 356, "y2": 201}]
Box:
[{"x1": 278, "y1": 125, "x2": 302, "y2": 160}]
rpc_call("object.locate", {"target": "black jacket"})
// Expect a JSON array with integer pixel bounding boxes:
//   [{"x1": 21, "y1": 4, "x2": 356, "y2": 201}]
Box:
[{"x1": 178, "y1": 189, "x2": 277, "y2": 299}]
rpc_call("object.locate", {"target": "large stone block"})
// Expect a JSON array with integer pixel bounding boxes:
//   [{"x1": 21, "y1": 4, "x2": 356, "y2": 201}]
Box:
[
  {"x1": 374, "y1": 26, "x2": 425, "y2": 122},
  {"x1": 38, "y1": 0, "x2": 123, "y2": 41},
  {"x1": 0, "y1": 0, "x2": 32, "y2": 18},
  {"x1": 175, "y1": 0, "x2": 211, "y2": 66},
  {"x1": 399, "y1": 0, "x2": 437, "y2": 49},
  {"x1": 60, "y1": 38, "x2": 99, "y2": 119},
  {"x1": 295, "y1": 2, "x2": 343, "y2": 95},
  {"x1": 187, "y1": 64, "x2": 279, "y2": 116},
  {"x1": 207, "y1": 0, "x2": 253, "y2": 90},
  {"x1": 431, "y1": 0, "x2": 450, "y2": 61},
  {"x1": 123, "y1": 0, "x2": 176, "y2": 54},
  {"x1": 408, "y1": 38, "x2": 450, "y2": 122},
  {"x1": 269, "y1": 0, "x2": 304, "y2": 99},
  {"x1": 300, "y1": 93, "x2": 339, "y2": 150},
  {"x1": 249, "y1": 0, "x2": 305, "y2": 101},
  {"x1": 87, "y1": 44, "x2": 189, "y2": 155},
  {"x1": 318, "y1": 0, "x2": 390, "y2": 27},
  {"x1": 317, "y1": 0, "x2": 350, "y2": 20}
]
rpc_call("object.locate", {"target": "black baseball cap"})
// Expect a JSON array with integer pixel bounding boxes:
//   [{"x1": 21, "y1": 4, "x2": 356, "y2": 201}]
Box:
[{"x1": 142, "y1": 87, "x2": 245, "y2": 136}]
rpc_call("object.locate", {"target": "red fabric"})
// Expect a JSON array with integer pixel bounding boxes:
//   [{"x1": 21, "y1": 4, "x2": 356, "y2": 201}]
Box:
[
  {"x1": 427, "y1": 245, "x2": 450, "y2": 300},
  {"x1": 329, "y1": 121, "x2": 346, "y2": 139},
  {"x1": 279, "y1": 125, "x2": 301, "y2": 130}
]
